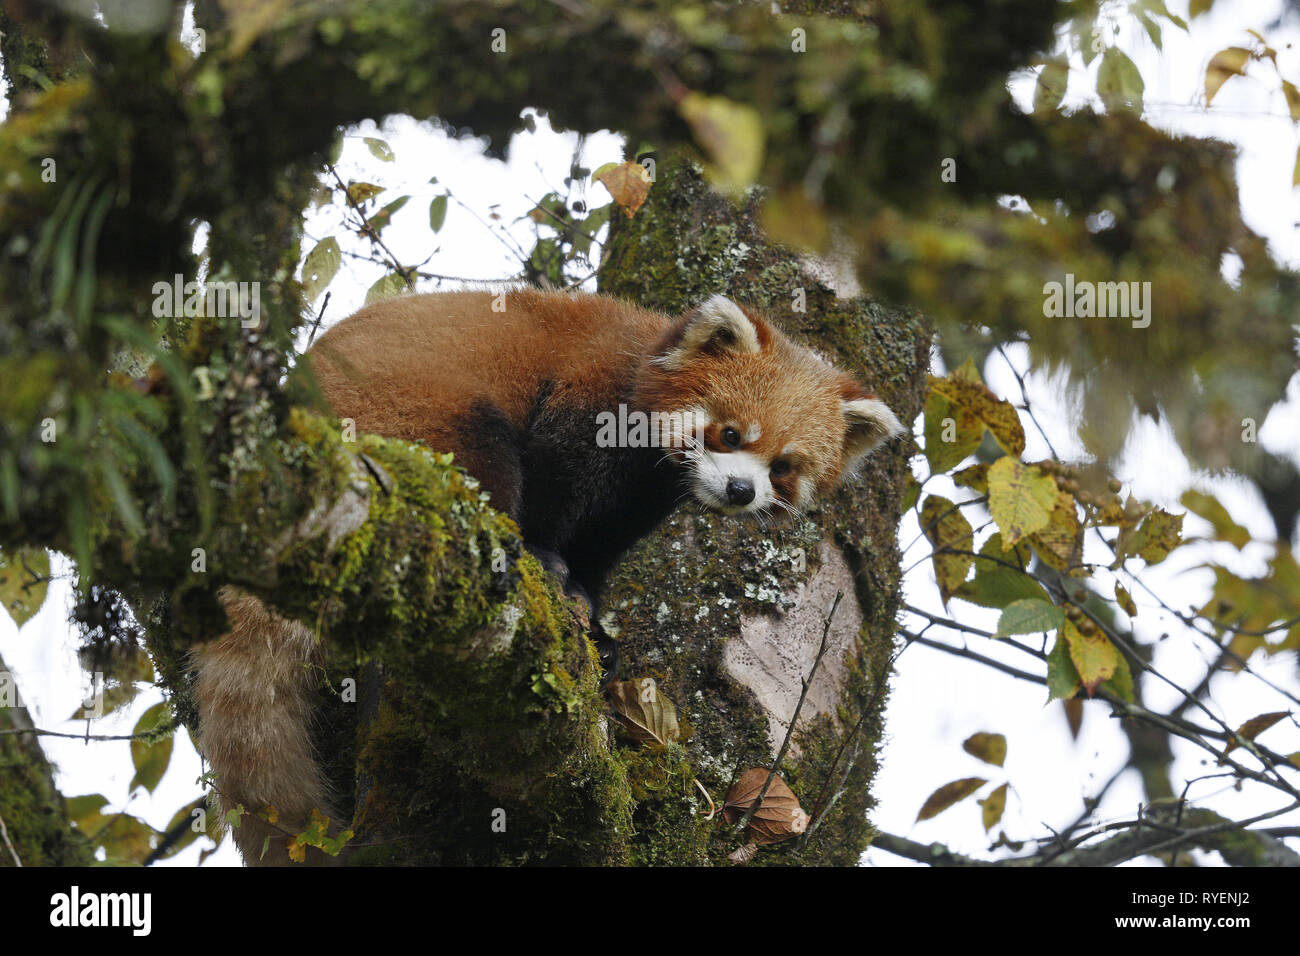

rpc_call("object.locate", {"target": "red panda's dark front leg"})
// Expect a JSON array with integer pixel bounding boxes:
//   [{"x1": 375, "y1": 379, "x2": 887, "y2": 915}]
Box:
[{"x1": 524, "y1": 543, "x2": 619, "y2": 683}]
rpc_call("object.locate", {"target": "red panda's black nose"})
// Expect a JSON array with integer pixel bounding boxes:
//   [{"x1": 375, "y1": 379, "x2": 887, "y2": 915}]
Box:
[{"x1": 726, "y1": 478, "x2": 755, "y2": 506}]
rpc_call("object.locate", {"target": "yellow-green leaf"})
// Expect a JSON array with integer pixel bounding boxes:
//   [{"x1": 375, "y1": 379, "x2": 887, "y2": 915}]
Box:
[
  {"x1": 428, "y1": 194, "x2": 448, "y2": 232},
  {"x1": 1180, "y1": 490, "x2": 1249, "y2": 549},
  {"x1": 364, "y1": 273, "x2": 408, "y2": 306},
  {"x1": 1121, "y1": 508, "x2": 1183, "y2": 564},
  {"x1": 978, "y1": 782, "x2": 1008, "y2": 832},
  {"x1": 67, "y1": 679, "x2": 141, "y2": 721},
  {"x1": 153, "y1": 801, "x2": 206, "y2": 860},
  {"x1": 129, "y1": 701, "x2": 174, "y2": 795},
  {"x1": 929, "y1": 375, "x2": 1025, "y2": 458},
  {"x1": 94, "y1": 813, "x2": 157, "y2": 864},
  {"x1": 1137, "y1": 10, "x2": 1162, "y2": 50},
  {"x1": 1100, "y1": 645, "x2": 1135, "y2": 703},
  {"x1": 66, "y1": 793, "x2": 110, "y2": 831},
  {"x1": 954, "y1": 566, "x2": 1048, "y2": 610},
  {"x1": 301, "y1": 237, "x2": 340, "y2": 303},
  {"x1": 952, "y1": 462, "x2": 990, "y2": 493},
  {"x1": 367, "y1": 195, "x2": 408, "y2": 232},
  {"x1": 917, "y1": 777, "x2": 987, "y2": 822},
  {"x1": 1115, "y1": 582, "x2": 1137, "y2": 617},
  {"x1": 1046, "y1": 633, "x2": 1081, "y2": 701},
  {"x1": 920, "y1": 495, "x2": 975, "y2": 605},
  {"x1": 1062, "y1": 620, "x2": 1118, "y2": 696},
  {"x1": 364, "y1": 137, "x2": 394, "y2": 162},
  {"x1": 1098, "y1": 47, "x2": 1144, "y2": 114},
  {"x1": 995, "y1": 598, "x2": 1065, "y2": 637},
  {"x1": 1283, "y1": 81, "x2": 1300, "y2": 122},
  {"x1": 988, "y1": 457, "x2": 1058, "y2": 545},
  {"x1": 923, "y1": 387, "x2": 984, "y2": 473},
  {"x1": 679, "y1": 92, "x2": 764, "y2": 194},
  {"x1": 901, "y1": 473, "x2": 921, "y2": 513},
  {"x1": 1034, "y1": 59, "x2": 1069, "y2": 114},
  {"x1": 0, "y1": 547, "x2": 49, "y2": 627},
  {"x1": 344, "y1": 180, "x2": 383, "y2": 205},
  {"x1": 1071, "y1": 14, "x2": 1101, "y2": 67},
  {"x1": 1206, "y1": 47, "x2": 1251, "y2": 105},
  {"x1": 962, "y1": 732, "x2": 1007, "y2": 767},
  {"x1": 1027, "y1": 489, "x2": 1082, "y2": 572}
]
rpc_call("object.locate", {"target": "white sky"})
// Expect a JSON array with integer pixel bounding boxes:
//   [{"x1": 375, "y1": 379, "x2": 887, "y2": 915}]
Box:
[{"x1": 1, "y1": 0, "x2": 1298, "y2": 868}]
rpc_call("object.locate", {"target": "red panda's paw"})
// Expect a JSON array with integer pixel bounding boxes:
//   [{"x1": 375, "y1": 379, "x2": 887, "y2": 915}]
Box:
[
  {"x1": 590, "y1": 623, "x2": 619, "y2": 687},
  {"x1": 525, "y1": 544, "x2": 570, "y2": 586}
]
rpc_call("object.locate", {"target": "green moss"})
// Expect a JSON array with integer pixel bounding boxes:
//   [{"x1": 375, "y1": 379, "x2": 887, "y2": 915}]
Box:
[{"x1": 0, "y1": 666, "x2": 95, "y2": 866}]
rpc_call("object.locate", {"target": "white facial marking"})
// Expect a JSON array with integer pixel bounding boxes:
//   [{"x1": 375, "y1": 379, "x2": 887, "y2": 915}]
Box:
[
  {"x1": 686, "y1": 448, "x2": 774, "y2": 515},
  {"x1": 744, "y1": 423, "x2": 762, "y2": 443}
]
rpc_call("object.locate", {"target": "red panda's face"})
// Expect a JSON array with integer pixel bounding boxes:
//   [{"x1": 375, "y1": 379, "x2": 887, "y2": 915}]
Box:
[{"x1": 636, "y1": 295, "x2": 904, "y2": 517}]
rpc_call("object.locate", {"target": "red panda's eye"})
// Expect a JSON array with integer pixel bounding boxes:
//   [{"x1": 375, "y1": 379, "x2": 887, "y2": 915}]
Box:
[
  {"x1": 721, "y1": 427, "x2": 741, "y2": 448},
  {"x1": 770, "y1": 460, "x2": 791, "y2": 477}
]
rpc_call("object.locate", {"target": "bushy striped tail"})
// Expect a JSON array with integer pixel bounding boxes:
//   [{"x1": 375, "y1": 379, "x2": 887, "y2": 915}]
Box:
[{"x1": 192, "y1": 588, "x2": 339, "y2": 865}]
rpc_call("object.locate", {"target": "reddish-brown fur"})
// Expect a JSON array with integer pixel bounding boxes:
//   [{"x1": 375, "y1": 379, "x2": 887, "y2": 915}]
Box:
[{"x1": 307, "y1": 290, "x2": 669, "y2": 510}]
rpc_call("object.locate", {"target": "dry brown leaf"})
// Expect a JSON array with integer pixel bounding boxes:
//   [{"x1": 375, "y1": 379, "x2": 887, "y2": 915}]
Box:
[
  {"x1": 916, "y1": 776, "x2": 987, "y2": 822},
  {"x1": 605, "y1": 678, "x2": 679, "y2": 747},
  {"x1": 1224, "y1": 711, "x2": 1290, "y2": 755},
  {"x1": 594, "y1": 161, "x2": 652, "y2": 218},
  {"x1": 728, "y1": 842, "x2": 758, "y2": 865},
  {"x1": 723, "y1": 768, "x2": 808, "y2": 845},
  {"x1": 1064, "y1": 697, "x2": 1084, "y2": 740}
]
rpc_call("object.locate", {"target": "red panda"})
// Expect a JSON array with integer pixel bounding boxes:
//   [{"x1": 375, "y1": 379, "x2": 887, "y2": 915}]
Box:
[{"x1": 193, "y1": 289, "x2": 903, "y2": 864}]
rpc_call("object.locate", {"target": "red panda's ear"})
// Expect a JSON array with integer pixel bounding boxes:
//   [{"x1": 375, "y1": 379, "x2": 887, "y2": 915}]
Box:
[
  {"x1": 842, "y1": 394, "x2": 905, "y2": 468},
  {"x1": 653, "y1": 295, "x2": 764, "y2": 370}
]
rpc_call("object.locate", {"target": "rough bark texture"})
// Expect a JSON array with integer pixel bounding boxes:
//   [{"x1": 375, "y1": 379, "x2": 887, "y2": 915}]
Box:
[{"x1": 596, "y1": 160, "x2": 929, "y2": 862}]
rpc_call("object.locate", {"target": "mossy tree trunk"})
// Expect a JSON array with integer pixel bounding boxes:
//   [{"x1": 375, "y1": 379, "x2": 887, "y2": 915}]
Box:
[
  {"x1": 594, "y1": 160, "x2": 928, "y2": 863},
  {"x1": 0, "y1": 653, "x2": 94, "y2": 866}
]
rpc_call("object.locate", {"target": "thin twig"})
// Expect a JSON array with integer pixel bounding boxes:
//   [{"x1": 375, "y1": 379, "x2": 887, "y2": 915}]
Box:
[
  {"x1": 0, "y1": 727, "x2": 151, "y2": 740},
  {"x1": 902, "y1": 630, "x2": 1047, "y2": 686},
  {"x1": 305, "y1": 290, "x2": 330, "y2": 348},
  {"x1": 735, "y1": 592, "x2": 843, "y2": 837},
  {"x1": 801, "y1": 640, "x2": 909, "y2": 845},
  {"x1": 996, "y1": 345, "x2": 1060, "y2": 461},
  {"x1": 326, "y1": 164, "x2": 416, "y2": 290}
]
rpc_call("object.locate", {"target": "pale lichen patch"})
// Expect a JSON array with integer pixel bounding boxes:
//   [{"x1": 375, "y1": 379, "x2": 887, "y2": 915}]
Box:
[{"x1": 723, "y1": 541, "x2": 864, "y2": 758}]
